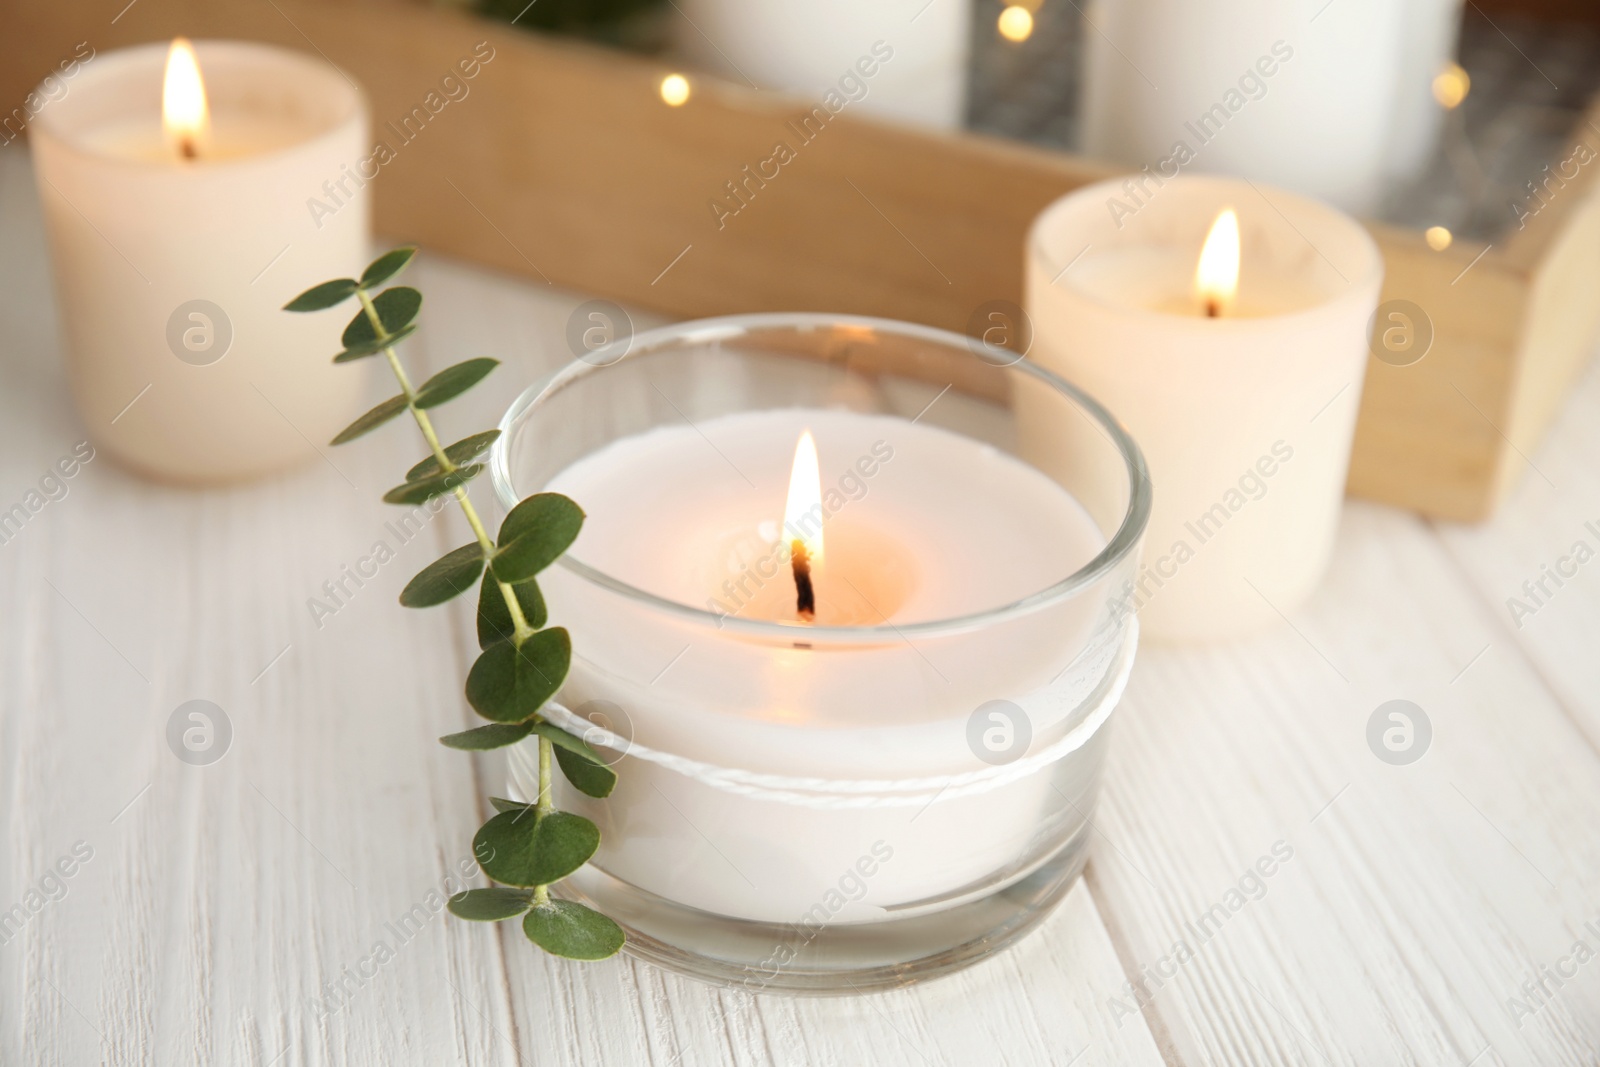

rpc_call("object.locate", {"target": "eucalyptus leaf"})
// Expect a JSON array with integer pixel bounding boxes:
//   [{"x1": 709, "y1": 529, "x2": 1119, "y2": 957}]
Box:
[
  {"x1": 408, "y1": 430, "x2": 501, "y2": 482},
  {"x1": 381, "y1": 464, "x2": 482, "y2": 506},
  {"x1": 553, "y1": 744, "x2": 617, "y2": 799},
  {"x1": 399, "y1": 542, "x2": 485, "y2": 608},
  {"x1": 472, "y1": 807, "x2": 541, "y2": 886},
  {"x1": 334, "y1": 322, "x2": 417, "y2": 363},
  {"x1": 283, "y1": 278, "x2": 357, "y2": 312},
  {"x1": 529, "y1": 723, "x2": 607, "y2": 765},
  {"x1": 447, "y1": 887, "x2": 534, "y2": 921},
  {"x1": 465, "y1": 628, "x2": 571, "y2": 723},
  {"x1": 439, "y1": 722, "x2": 535, "y2": 751},
  {"x1": 492, "y1": 494, "x2": 585, "y2": 583},
  {"x1": 522, "y1": 899, "x2": 625, "y2": 960},
  {"x1": 525, "y1": 724, "x2": 616, "y2": 798},
  {"x1": 526, "y1": 812, "x2": 600, "y2": 884},
  {"x1": 330, "y1": 394, "x2": 408, "y2": 445},
  {"x1": 415, "y1": 358, "x2": 499, "y2": 409},
  {"x1": 360, "y1": 247, "x2": 417, "y2": 288},
  {"x1": 490, "y1": 796, "x2": 533, "y2": 814},
  {"x1": 476, "y1": 572, "x2": 547, "y2": 649},
  {"x1": 342, "y1": 286, "x2": 422, "y2": 350}
]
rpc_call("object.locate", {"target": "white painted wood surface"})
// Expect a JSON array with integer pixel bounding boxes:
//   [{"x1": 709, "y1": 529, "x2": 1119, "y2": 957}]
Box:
[{"x1": 2, "y1": 143, "x2": 1599, "y2": 1064}]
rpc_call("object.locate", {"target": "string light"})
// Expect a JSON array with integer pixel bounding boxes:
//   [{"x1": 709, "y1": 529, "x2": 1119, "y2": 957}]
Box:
[
  {"x1": 660, "y1": 73, "x2": 691, "y2": 107},
  {"x1": 998, "y1": 5, "x2": 1034, "y2": 42},
  {"x1": 1432, "y1": 63, "x2": 1470, "y2": 110}
]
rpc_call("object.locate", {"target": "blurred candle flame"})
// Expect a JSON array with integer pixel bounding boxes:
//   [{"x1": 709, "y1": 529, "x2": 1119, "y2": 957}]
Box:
[
  {"x1": 163, "y1": 38, "x2": 209, "y2": 159},
  {"x1": 1195, "y1": 208, "x2": 1240, "y2": 318},
  {"x1": 784, "y1": 430, "x2": 823, "y2": 565}
]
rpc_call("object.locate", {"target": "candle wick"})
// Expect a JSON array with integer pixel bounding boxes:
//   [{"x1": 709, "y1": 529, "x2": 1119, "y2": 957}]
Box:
[
  {"x1": 790, "y1": 540, "x2": 816, "y2": 622},
  {"x1": 1204, "y1": 298, "x2": 1220, "y2": 318},
  {"x1": 179, "y1": 137, "x2": 198, "y2": 161}
]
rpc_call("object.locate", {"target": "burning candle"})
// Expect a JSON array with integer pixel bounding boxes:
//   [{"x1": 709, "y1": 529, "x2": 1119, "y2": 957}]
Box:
[
  {"x1": 29, "y1": 40, "x2": 370, "y2": 483},
  {"x1": 1026, "y1": 175, "x2": 1383, "y2": 642},
  {"x1": 489, "y1": 316, "x2": 1149, "y2": 986}
]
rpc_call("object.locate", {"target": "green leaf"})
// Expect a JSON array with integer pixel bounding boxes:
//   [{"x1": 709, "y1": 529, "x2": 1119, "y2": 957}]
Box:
[
  {"x1": 399, "y1": 542, "x2": 485, "y2": 608},
  {"x1": 381, "y1": 464, "x2": 482, "y2": 506},
  {"x1": 284, "y1": 278, "x2": 357, "y2": 312},
  {"x1": 409, "y1": 430, "x2": 501, "y2": 482},
  {"x1": 473, "y1": 808, "x2": 539, "y2": 885},
  {"x1": 330, "y1": 394, "x2": 408, "y2": 445},
  {"x1": 530, "y1": 812, "x2": 600, "y2": 884},
  {"x1": 522, "y1": 899, "x2": 624, "y2": 960},
  {"x1": 529, "y1": 723, "x2": 608, "y2": 765},
  {"x1": 342, "y1": 286, "x2": 422, "y2": 350},
  {"x1": 334, "y1": 322, "x2": 417, "y2": 363},
  {"x1": 553, "y1": 744, "x2": 617, "y2": 799},
  {"x1": 476, "y1": 572, "x2": 547, "y2": 649},
  {"x1": 473, "y1": 809, "x2": 598, "y2": 888},
  {"x1": 465, "y1": 628, "x2": 571, "y2": 723},
  {"x1": 360, "y1": 247, "x2": 417, "y2": 289},
  {"x1": 490, "y1": 796, "x2": 532, "y2": 814},
  {"x1": 439, "y1": 722, "x2": 535, "y2": 751},
  {"x1": 447, "y1": 887, "x2": 533, "y2": 921},
  {"x1": 415, "y1": 358, "x2": 499, "y2": 410},
  {"x1": 493, "y1": 494, "x2": 585, "y2": 582}
]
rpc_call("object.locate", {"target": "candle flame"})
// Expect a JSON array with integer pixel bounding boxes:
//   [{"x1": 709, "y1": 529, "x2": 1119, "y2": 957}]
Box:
[
  {"x1": 784, "y1": 430, "x2": 824, "y2": 565},
  {"x1": 1195, "y1": 208, "x2": 1240, "y2": 318},
  {"x1": 163, "y1": 38, "x2": 209, "y2": 159}
]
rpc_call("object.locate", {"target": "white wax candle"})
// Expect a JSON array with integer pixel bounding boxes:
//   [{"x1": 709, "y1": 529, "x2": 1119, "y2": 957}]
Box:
[
  {"x1": 29, "y1": 40, "x2": 370, "y2": 484},
  {"x1": 1382, "y1": 0, "x2": 1464, "y2": 184},
  {"x1": 1079, "y1": 0, "x2": 1405, "y2": 215},
  {"x1": 1026, "y1": 175, "x2": 1383, "y2": 642},
  {"x1": 517, "y1": 408, "x2": 1121, "y2": 922},
  {"x1": 673, "y1": 0, "x2": 972, "y2": 128}
]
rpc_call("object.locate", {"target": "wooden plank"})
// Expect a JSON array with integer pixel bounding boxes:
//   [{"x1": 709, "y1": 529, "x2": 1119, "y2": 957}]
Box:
[
  {"x1": 1089, "y1": 490, "x2": 1600, "y2": 1064},
  {"x1": 1433, "y1": 347, "x2": 1600, "y2": 743}
]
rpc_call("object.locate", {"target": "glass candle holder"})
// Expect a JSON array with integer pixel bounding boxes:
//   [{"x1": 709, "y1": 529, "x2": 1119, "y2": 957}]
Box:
[{"x1": 490, "y1": 314, "x2": 1149, "y2": 994}]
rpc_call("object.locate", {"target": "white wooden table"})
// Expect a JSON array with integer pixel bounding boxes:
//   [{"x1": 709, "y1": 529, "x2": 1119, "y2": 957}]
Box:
[{"x1": 4, "y1": 147, "x2": 1600, "y2": 1066}]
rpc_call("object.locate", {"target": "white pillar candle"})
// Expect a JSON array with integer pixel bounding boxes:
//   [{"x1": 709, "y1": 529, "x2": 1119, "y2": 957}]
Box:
[
  {"x1": 1079, "y1": 0, "x2": 1405, "y2": 215},
  {"x1": 506, "y1": 406, "x2": 1130, "y2": 923},
  {"x1": 1026, "y1": 175, "x2": 1382, "y2": 643},
  {"x1": 30, "y1": 40, "x2": 370, "y2": 484},
  {"x1": 674, "y1": 0, "x2": 972, "y2": 128},
  {"x1": 1382, "y1": 0, "x2": 1464, "y2": 184}
]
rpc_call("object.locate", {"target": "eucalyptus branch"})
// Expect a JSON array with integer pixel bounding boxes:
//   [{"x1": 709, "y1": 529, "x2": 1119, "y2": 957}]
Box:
[{"x1": 285, "y1": 248, "x2": 623, "y2": 961}]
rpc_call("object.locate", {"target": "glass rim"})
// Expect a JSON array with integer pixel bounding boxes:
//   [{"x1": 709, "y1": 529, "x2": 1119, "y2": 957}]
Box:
[{"x1": 490, "y1": 312, "x2": 1151, "y2": 642}]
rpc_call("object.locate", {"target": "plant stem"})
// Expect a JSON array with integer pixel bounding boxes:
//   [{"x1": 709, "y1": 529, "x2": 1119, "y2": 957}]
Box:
[
  {"x1": 356, "y1": 289, "x2": 536, "y2": 642},
  {"x1": 358, "y1": 287, "x2": 553, "y2": 896},
  {"x1": 534, "y1": 737, "x2": 553, "y2": 905}
]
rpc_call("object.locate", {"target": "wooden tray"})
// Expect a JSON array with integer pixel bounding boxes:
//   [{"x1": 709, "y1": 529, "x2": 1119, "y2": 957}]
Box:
[{"x1": 5, "y1": 0, "x2": 1598, "y2": 520}]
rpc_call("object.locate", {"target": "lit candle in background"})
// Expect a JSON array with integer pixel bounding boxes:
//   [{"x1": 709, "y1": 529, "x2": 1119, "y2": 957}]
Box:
[
  {"x1": 1026, "y1": 175, "x2": 1383, "y2": 642},
  {"x1": 30, "y1": 40, "x2": 371, "y2": 484}
]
